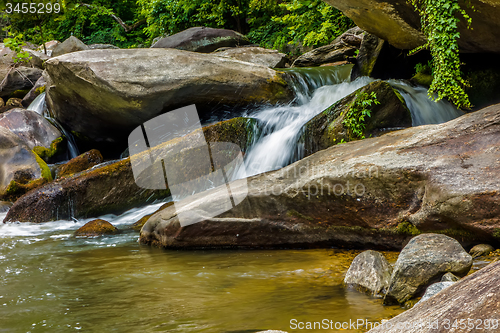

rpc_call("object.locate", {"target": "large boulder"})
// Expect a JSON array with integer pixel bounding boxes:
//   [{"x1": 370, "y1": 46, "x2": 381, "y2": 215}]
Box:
[
  {"x1": 0, "y1": 127, "x2": 52, "y2": 201},
  {"x1": 322, "y1": 0, "x2": 500, "y2": 53},
  {"x1": 3, "y1": 117, "x2": 257, "y2": 223},
  {"x1": 350, "y1": 33, "x2": 385, "y2": 80},
  {"x1": 36, "y1": 40, "x2": 60, "y2": 57},
  {"x1": 0, "y1": 47, "x2": 48, "y2": 81},
  {"x1": 0, "y1": 108, "x2": 61, "y2": 150},
  {"x1": 140, "y1": 103, "x2": 500, "y2": 250},
  {"x1": 344, "y1": 250, "x2": 392, "y2": 295},
  {"x1": 384, "y1": 234, "x2": 472, "y2": 305},
  {"x1": 300, "y1": 80, "x2": 412, "y2": 155},
  {"x1": 44, "y1": 48, "x2": 293, "y2": 145},
  {"x1": 0, "y1": 67, "x2": 44, "y2": 99},
  {"x1": 367, "y1": 261, "x2": 500, "y2": 333},
  {"x1": 51, "y1": 36, "x2": 89, "y2": 57},
  {"x1": 292, "y1": 28, "x2": 363, "y2": 67},
  {"x1": 215, "y1": 47, "x2": 287, "y2": 68},
  {"x1": 151, "y1": 27, "x2": 251, "y2": 53}
]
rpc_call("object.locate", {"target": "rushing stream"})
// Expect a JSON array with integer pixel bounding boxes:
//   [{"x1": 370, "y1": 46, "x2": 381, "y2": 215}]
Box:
[{"x1": 2, "y1": 66, "x2": 467, "y2": 332}]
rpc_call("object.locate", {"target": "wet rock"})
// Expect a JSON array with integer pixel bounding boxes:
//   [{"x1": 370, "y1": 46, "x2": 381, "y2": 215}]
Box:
[
  {"x1": 351, "y1": 33, "x2": 385, "y2": 80},
  {"x1": 384, "y1": 234, "x2": 472, "y2": 305},
  {"x1": 0, "y1": 108, "x2": 61, "y2": 150},
  {"x1": 140, "y1": 103, "x2": 500, "y2": 250},
  {"x1": 0, "y1": 201, "x2": 12, "y2": 213},
  {"x1": 44, "y1": 48, "x2": 293, "y2": 145},
  {"x1": 469, "y1": 244, "x2": 495, "y2": 258},
  {"x1": 0, "y1": 127, "x2": 52, "y2": 201},
  {"x1": 22, "y1": 75, "x2": 46, "y2": 107},
  {"x1": 215, "y1": 47, "x2": 287, "y2": 68},
  {"x1": 0, "y1": 67, "x2": 44, "y2": 99},
  {"x1": 367, "y1": 261, "x2": 500, "y2": 333},
  {"x1": 51, "y1": 36, "x2": 89, "y2": 57},
  {"x1": 417, "y1": 281, "x2": 455, "y2": 304},
  {"x1": 74, "y1": 219, "x2": 118, "y2": 237},
  {"x1": 56, "y1": 149, "x2": 104, "y2": 179},
  {"x1": 300, "y1": 80, "x2": 412, "y2": 155},
  {"x1": 441, "y1": 272, "x2": 460, "y2": 282},
  {"x1": 151, "y1": 27, "x2": 251, "y2": 53},
  {"x1": 4, "y1": 117, "x2": 255, "y2": 223},
  {"x1": 344, "y1": 250, "x2": 392, "y2": 295},
  {"x1": 132, "y1": 202, "x2": 174, "y2": 231},
  {"x1": 322, "y1": 0, "x2": 500, "y2": 54}
]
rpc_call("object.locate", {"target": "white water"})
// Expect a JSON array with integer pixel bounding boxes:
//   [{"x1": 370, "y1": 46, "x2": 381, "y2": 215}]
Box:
[{"x1": 27, "y1": 92, "x2": 80, "y2": 159}]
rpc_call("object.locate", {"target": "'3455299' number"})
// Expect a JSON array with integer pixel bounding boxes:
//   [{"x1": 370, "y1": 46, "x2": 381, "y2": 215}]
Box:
[{"x1": 5, "y1": 2, "x2": 61, "y2": 14}]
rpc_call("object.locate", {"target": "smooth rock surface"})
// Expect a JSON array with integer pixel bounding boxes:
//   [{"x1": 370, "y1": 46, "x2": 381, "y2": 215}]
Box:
[
  {"x1": 0, "y1": 108, "x2": 61, "y2": 150},
  {"x1": 322, "y1": 0, "x2": 500, "y2": 53},
  {"x1": 351, "y1": 33, "x2": 385, "y2": 80},
  {"x1": 140, "y1": 103, "x2": 500, "y2": 250},
  {"x1": 469, "y1": 244, "x2": 495, "y2": 258},
  {"x1": 152, "y1": 27, "x2": 251, "y2": 53},
  {"x1": 74, "y1": 219, "x2": 118, "y2": 237},
  {"x1": 384, "y1": 234, "x2": 472, "y2": 305},
  {"x1": 44, "y1": 49, "x2": 293, "y2": 144},
  {"x1": 51, "y1": 36, "x2": 89, "y2": 57},
  {"x1": 215, "y1": 47, "x2": 287, "y2": 68},
  {"x1": 344, "y1": 250, "x2": 392, "y2": 295},
  {"x1": 417, "y1": 281, "x2": 455, "y2": 304},
  {"x1": 367, "y1": 261, "x2": 500, "y2": 333}
]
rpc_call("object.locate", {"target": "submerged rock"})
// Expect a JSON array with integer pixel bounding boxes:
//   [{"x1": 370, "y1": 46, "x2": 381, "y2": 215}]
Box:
[
  {"x1": 368, "y1": 261, "x2": 500, "y2": 333},
  {"x1": 140, "y1": 103, "x2": 500, "y2": 250},
  {"x1": 56, "y1": 149, "x2": 104, "y2": 179},
  {"x1": 300, "y1": 80, "x2": 411, "y2": 155},
  {"x1": 74, "y1": 219, "x2": 118, "y2": 237},
  {"x1": 469, "y1": 244, "x2": 494, "y2": 258},
  {"x1": 344, "y1": 250, "x2": 392, "y2": 295},
  {"x1": 215, "y1": 47, "x2": 287, "y2": 68},
  {"x1": 0, "y1": 127, "x2": 52, "y2": 201},
  {"x1": 152, "y1": 27, "x2": 251, "y2": 53},
  {"x1": 384, "y1": 234, "x2": 472, "y2": 305},
  {"x1": 51, "y1": 36, "x2": 89, "y2": 57},
  {"x1": 0, "y1": 108, "x2": 61, "y2": 150},
  {"x1": 44, "y1": 48, "x2": 292, "y2": 146}
]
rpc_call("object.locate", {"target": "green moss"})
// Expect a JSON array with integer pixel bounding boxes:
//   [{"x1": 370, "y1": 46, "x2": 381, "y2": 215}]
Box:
[
  {"x1": 34, "y1": 152, "x2": 53, "y2": 182},
  {"x1": 287, "y1": 209, "x2": 314, "y2": 221},
  {"x1": 491, "y1": 229, "x2": 500, "y2": 239},
  {"x1": 9, "y1": 89, "x2": 30, "y2": 99},
  {"x1": 394, "y1": 221, "x2": 421, "y2": 236},
  {"x1": 35, "y1": 85, "x2": 46, "y2": 94},
  {"x1": 411, "y1": 72, "x2": 433, "y2": 87},
  {"x1": 33, "y1": 137, "x2": 66, "y2": 162}
]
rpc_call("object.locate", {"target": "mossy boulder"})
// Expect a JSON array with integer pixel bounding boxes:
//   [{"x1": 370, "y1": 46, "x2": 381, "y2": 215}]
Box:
[
  {"x1": 74, "y1": 219, "x2": 118, "y2": 237},
  {"x1": 44, "y1": 48, "x2": 293, "y2": 147},
  {"x1": 33, "y1": 137, "x2": 67, "y2": 163},
  {"x1": 299, "y1": 80, "x2": 412, "y2": 157},
  {"x1": 56, "y1": 149, "x2": 104, "y2": 179}
]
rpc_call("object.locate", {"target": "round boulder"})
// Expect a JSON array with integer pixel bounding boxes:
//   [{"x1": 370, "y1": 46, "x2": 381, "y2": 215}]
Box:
[
  {"x1": 51, "y1": 36, "x2": 89, "y2": 57},
  {"x1": 469, "y1": 244, "x2": 494, "y2": 258},
  {"x1": 384, "y1": 233, "x2": 473, "y2": 305},
  {"x1": 74, "y1": 219, "x2": 118, "y2": 237},
  {"x1": 344, "y1": 250, "x2": 392, "y2": 295}
]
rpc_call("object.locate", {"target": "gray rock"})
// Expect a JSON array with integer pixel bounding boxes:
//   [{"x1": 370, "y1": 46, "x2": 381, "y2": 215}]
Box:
[
  {"x1": 0, "y1": 127, "x2": 47, "y2": 200},
  {"x1": 151, "y1": 27, "x2": 251, "y2": 53},
  {"x1": 215, "y1": 47, "x2": 287, "y2": 68},
  {"x1": 44, "y1": 48, "x2": 293, "y2": 144},
  {"x1": 0, "y1": 67, "x2": 44, "y2": 98},
  {"x1": 469, "y1": 244, "x2": 494, "y2": 258},
  {"x1": 0, "y1": 47, "x2": 48, "y2": 81},
  {"x1": 344, "y1": 250, "x2": 392, "y2": 295},
  {"x1": 22, "y1": 75, "x2": 46, "y2": 107},
  {"x1": 351, "y1": 33, "x2": 385, "y2": 80},
  {"x1": 418, "y1": 281, "x2": 455, "y2": 304},
  {"x1": 367, "y1": 261, "x2": 500, "y2": 333},
  {"x1": 292, "y1": 36, "x2": 357, "y2": 67},
  {"x1": 88, "y1": 44, "x2": 119, "y2": 50},
  {"x1": 441, "y1": 272, "x2": 460, "y2": 282},
  {"x1": 384, "y1": 234, "x2": 472, "y2": 305},
  {"x1": 36, "y1": 40, "x2": 60, "y2": 56},
  {"x1": 0, "y1": 108, "x2": 61, "y2": 150},
  {"x1": 51, "y1": 36, "x2": 89, "y2": 57}
]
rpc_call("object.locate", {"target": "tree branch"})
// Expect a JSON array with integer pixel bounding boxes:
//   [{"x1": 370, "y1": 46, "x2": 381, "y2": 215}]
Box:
[{"x1": 80, "y1": 3, "x2": 146, "y2": 33}]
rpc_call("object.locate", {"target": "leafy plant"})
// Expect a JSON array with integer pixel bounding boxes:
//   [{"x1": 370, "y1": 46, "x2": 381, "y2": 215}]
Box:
[
  {"x1": 3, "y1": 35, "x2": 32, "y2": 64},
  {"x1": 414, "y1": 60, "x2": 433, "y2": 76},
  {"x1": 343, "y1": 91, "x2": 380, "y2": 140},
  {"x1": 408, "y1": 0, "x2": 472, "y2": 109}
]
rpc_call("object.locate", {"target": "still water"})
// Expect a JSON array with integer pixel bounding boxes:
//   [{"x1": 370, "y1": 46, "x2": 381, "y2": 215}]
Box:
[{"x1": 0, "y1": 208, "x2": 404, "y2": 333}]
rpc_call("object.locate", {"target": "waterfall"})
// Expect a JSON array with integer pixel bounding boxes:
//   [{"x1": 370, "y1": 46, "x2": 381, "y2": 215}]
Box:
[
  {"x1": 27, "y1": 92, "x2": 80, "y2": 159},
  {"x1": 389, "y1": 80, "x2": 464, "y2": 126},
  {"x1": 236, "y1": 67, "x2": 464, "y2": 179}
]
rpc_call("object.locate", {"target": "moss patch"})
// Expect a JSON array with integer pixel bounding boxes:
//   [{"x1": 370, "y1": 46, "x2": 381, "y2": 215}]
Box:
[
  {"x1": 74, "y1": 219, "x2": 118, "y2": 237},
  {"x1": 33, "y1": 137, "x2": 66, "y2": 163},
  {"x1": 411, "y1": 73, "x2": 433, "y2": 87}
]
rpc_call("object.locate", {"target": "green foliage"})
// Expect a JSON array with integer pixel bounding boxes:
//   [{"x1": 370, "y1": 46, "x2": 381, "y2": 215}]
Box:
[
  {"x1": 3, "y1": 34, "x2": 32, "y2": 64},
  {"x1": 343, "y1": 91, "x2": 380, "y2": 140},
  {"x1": 414, "y1": 60, "x2": 433, "y2": 76},
  {"x1": 408, "y1": 0, "x2": 472, "y2": 109}
]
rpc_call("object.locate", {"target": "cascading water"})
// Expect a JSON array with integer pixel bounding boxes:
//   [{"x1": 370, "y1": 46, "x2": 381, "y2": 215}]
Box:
[
  {"x1": 236, "y1": 67, "x2": 464, "y2": 179},
  {"x1": 27, "y1": 92, "x2": 80, "y2": 159}
]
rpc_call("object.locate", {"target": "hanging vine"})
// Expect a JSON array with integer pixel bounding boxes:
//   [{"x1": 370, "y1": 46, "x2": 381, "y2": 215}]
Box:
[{"x1": 408, "y1": 0, "x2": 472, "y2": 109}]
